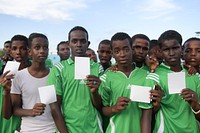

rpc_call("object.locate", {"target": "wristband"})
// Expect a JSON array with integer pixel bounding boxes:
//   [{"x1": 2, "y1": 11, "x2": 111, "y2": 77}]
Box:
[{"x1": 191, "y1": 107, "x2": 200, "y2": 114}]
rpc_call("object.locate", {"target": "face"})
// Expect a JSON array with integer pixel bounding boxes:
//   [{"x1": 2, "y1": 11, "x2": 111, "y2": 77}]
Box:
[
  {"x1": 132, "y1": 38, "x2": 149, "y2": 62},
  {"x1": 160, "y1": 39, "x2": 182, "y2": 67},
  {"x1": 112, "y1": 39, "x2": 132, "y2": 67},
  {"x1": 97, "y1": 44, "x2": 112, "y2": 65},
  {"x1": 4, "y1": 42, "x2": 11, "y2": 55},
  {"x1": 86, "y1": 49, "x2": 97, "y2": 62},
  {"x1": 10, "y1": 40, "x2": 28, "y2": 62},
  {"x1": 57, "y1": 43, "x2": 70, "y2": 61},
  {"x1": 29, "y1": 37, "x2": 49, "y2": 63},
  {"x1": 148, "y1": 45, "x2": 162, "y2": 59},
  {"x1": 183, "y1": 40, "x2": 200, "y2": 67},
  {"x1": 69, "y1": 30, "x2": 89, "y2": 60}
]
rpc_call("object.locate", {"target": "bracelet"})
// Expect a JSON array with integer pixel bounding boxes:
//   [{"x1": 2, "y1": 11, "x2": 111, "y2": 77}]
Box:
[{"x1": 191, "y1": 107, "x2": 200, "y2": 114}]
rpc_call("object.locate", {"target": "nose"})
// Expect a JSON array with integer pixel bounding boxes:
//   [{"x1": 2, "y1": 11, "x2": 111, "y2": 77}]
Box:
[
  {"x1": 169, "y1": 49, "x2": 175, "y2": 56},
  {"x1": 191, "y1": 50, "x2": 196, "y2": 56}
]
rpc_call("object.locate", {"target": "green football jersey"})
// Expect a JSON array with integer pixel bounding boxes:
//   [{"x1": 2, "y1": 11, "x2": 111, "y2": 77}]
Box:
[
  {"x1": 48, "y1": 57, "x2": 103, "y2": 133},
  {"x1": 100, "y1": 67, "x2": 153, "y2": 133},
  {"x1": 148, "y1": 63, "x2": 200, "y2": 133},
  {"x1": 0, "y1": 86, "x2": 21, "y2": 133}
]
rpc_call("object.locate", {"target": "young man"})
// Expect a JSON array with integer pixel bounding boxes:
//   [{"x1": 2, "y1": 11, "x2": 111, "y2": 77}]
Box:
[
  {"x1": 48, "y1": 26, "x2": 103, "y2": 133},
  {"x1": 132, "y1": 34, "x2": 150, "y2": 68},
  {"x1": 100, "y1": 32, "x2": 153, "y2": 133},
  {"x1": 149, "y1": 30, "x2": 200, "y2": 132},
  {"x1": 183, "y1": 37, "x2": 200, "y2": 74},
  {"x1": 10, "y1": 33, "x2": 56, "y2": 132},
  {"x1": 1, "y1": 40, "x2": 13, "y2": 63},
  {"x1": 86, "y1": 47, "x2": 98, "y2": 62},
  {"x1": 57, "y1": 41, "x2": 70, "y2": 61},
  {"x1": 1, "y1": 35, "x2": 31, "y2": 133},
  {"x1": 97, "y1": 39, "x2": 112, "y2": 71}
]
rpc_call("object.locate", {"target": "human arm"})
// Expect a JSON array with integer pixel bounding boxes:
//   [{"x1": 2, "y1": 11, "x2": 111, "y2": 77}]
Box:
[
  {"x1": 145, "y1": 55, "x2": 159, "y2": 73},
  {"x1": 86, "y1": 75, "x2": 102, "y2": 110},
  {"x1": 11, "y1": 93, "x2": 46, "y2": 117},
  {"x1": 180, "y1": 88, "x2": 200, "y2": 120},
  {"x1": 102, "y1": 97, "x2": 131, "y2": 117},
  {"x1": 50, "y1": 95, "x2": 68, "y2": 133},
  {"x1": 141, "y1": 108, "x2": 152, "y2": 133},
  {"x1": 150, "y1": 84, "x2": 163, "y2": 112},
  {"x1": 1, "y1": 71, "x2": 14, "y2": 119}
]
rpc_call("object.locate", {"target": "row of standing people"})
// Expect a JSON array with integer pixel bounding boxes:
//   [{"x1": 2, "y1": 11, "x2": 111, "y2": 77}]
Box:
[{"x1": 0, "y1": 26, "x2": 200, "y2": 133}]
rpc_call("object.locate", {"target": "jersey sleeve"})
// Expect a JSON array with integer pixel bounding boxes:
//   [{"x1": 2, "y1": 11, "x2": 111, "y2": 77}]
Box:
[
  {"x1": 99, "y1": 73, "x2": 111, "y2": 106},
  {"x1": 48, "y1": 63, "x2": 63, "y2": 96},
  {"x1": 11, "y1": 72, "x2": 22, "y2": 95}
]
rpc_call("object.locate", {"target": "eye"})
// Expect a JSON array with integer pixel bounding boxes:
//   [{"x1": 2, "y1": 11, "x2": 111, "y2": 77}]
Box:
[{"x1": 114, "y1": 49, "x2": 119, "y2": 54}]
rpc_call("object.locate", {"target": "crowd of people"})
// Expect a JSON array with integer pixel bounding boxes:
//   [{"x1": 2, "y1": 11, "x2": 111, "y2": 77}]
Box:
[{"x1": 0, "y1": 26, "x2": 200, "y2": 133}]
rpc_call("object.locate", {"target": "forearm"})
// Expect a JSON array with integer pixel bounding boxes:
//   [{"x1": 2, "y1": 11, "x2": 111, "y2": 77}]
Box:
[
  {"x1": 102, "y1": 106, "x2": 117, "y2": 117},
  {"x1": 13, "y1": 107, "x2": 34, "y2": 117},
  {"x1": 141, "y1": 108, "x2": 152, "y2": 133},
  {"x1": 92, "y1": 91, "x2": 102, "y2": 110},
  {"x1": 50, "y1": 102, "x2": 68, "y2": 133},
  {"x1": 2, "y1": 92, "x2": 12, "y2": 119}
]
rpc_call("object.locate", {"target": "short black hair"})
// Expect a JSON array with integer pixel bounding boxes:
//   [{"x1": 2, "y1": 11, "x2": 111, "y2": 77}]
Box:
[
  {"x1": 131, "y1": 34, "x2": 150, "y2": 43},
  {"x1": 149, "y1": 39, "x2": 158, "y2": 50},
  {"x1": 98, "y1": 39, "x2": 111, "y2": 49},
  {"x1": 4, "y1": 40, "x2": 11, "y2": 46},
  {"x1": 57, "y1": 41, "x2": 68, "y2": 51},
  {"x1": 11, "y1": 35, "x2": 28, "y2": 48},
  {"x1": 111, "y1": 32, "x2": 132, "y2": 49},
  {"x1": 68, "y1": 26, "x2": 88, "y2": 41},
  {"x1": 28, "y1": 33, "x2": 48, "y2": 48},
  {"x1": 182, "y1": 37, "x2": 200, "y2": 48},
  {"x1": 158, "y1": 30, "x2": 182, "y2": 48}
]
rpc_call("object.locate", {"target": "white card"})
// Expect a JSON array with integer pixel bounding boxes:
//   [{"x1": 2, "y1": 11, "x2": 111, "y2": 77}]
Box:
[
  {"x1": 130, "y1": 85, "x2": 151, "y2": 103},
  {"x1": 38, "y1": 85, "x2": 57, "y2": 104},
  {"x1": 75, "y1": 57, "x2": 90, "y2": 79},
  {"x1": 168, "y1": 72, "x2": 186, "y2": 94},
  {"x1": 3, "y1": 61, "x2": 20, "y2": 75}
]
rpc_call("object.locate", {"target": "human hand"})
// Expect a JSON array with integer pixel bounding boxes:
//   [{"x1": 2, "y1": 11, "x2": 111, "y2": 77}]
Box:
[
  {"x1": 0, "y1": 70, "x2": 15, "y2": 94},
  {"x1": 112, "y1": 97, "x2": 131, "y2": 113},
  {"x1": 150, "y1": 84, "x2": 162, "y2": 109},
  {"x1": 145, "y1": 55, "x2": 159, "y2": 73},
  {"x1": 180, "y1": 88, "x2": 199, "y2": 111},
  {"x1": 32, "y1": 103, "x2": 46, "y2": 116},
  {"x1": 85, "y1": 75, "x2": 101, "y2": 93},
  {"x1": 109, "y1": 64, "x2": 118, "y2": 72},
  {"x1": 183, "y1": 62, "x2": 197, "y2": 76}
]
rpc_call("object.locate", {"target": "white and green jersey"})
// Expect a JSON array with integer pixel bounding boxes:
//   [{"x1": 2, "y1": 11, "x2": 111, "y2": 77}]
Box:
[
  {"x1": 48, "y1": 57, "x2": 103, "y2": 133},
  {"x1": 148, "y1": 63, "x2": 200, "y2": 133},
  {"x1": 100, "y1": 67, "x2": 154, "y2": 133}
]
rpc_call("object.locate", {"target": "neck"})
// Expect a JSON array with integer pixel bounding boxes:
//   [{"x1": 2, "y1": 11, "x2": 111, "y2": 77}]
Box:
[
  {"x1": 102, "y1": 62, "x2": 111, "y2": 71},
  {"x1": 116, "y1": 63, "x2": 134, "y2": 77}
]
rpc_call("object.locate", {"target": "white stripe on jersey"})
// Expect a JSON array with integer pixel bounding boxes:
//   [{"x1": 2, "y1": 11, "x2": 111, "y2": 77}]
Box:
[
  {"x1": 110, "y1": 118, "x2": 115, "y2": 133},
  {"x1": 157, "y1": 110, "x2": 164, "y2": 133},
  {"x1": 100, "y1": 74, "x2": 106, "y2": 82},
  {"x1": 99, "y1": 65, "x2": 104, "y2": 73},
  {"x1": 146, "y1": 72, "x2": 160, "y2": 83},
  {"x1": 55, "y1": 62, "x2": 64, "y2": 72}
]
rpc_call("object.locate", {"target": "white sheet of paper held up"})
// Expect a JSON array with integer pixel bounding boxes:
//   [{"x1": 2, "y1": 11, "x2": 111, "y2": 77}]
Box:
[
  {"x1": 38, "y1": 85, "x2": 57, "y2": 104},
  {"x1": 3, "y1": 61, "x2": 20, "y2": 75},
  {"x1": 75, "y1": 57, "x2": 90, "y2": 79},
  {"x1": 130, "y1": 85, "x2": 151, "y2": 103},
  {"x1": 168, "y1": 72, "x2": 186, "y2": 94}
]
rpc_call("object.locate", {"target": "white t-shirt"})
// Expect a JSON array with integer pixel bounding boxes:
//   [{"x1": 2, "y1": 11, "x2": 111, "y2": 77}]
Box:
[{"x1": 11, "y1": 68, "x2": 56, "y2": 133}]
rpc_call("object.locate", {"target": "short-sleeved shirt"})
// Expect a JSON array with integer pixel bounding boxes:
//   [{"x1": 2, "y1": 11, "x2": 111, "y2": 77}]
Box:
[
  {"x1": 0, "y1": 85, "x2": 21, "y2": 133},
  {"x1": 148, "y1": 63, "x2": 200, "y2": 133},
  {"x1": 11, "y1": 68, "x2": 56, "y2": 133},
  {"x1": 48, "y1": 57, "x2": 104, "y2": 133},
  {"x1": 100, "y1": 67, "x2": 153, "y2": 133}
]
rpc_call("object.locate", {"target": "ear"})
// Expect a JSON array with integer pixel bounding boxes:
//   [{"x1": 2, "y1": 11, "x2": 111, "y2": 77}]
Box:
[
  {"x1": 28, "y1": 48, "x2": 32, "y2": 58},
  {"x1": 88, "y1": 41, "x2": 90, "y2": 46}
]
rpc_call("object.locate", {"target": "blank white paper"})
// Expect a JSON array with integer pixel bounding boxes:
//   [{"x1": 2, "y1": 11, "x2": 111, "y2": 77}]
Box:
[
  {"x1": 168, "y1": 72, "x2": 186, "y2": 94},
  {"x1": 38, "y1": 85, "x2": 57, "y2": 104},
  {"x1": 3, "y1": 61, "x2": 20, "y2": 75},
  {"x1": 130, "y1": 85, "x2": 151, "y2": 103},
  {"x1": 75, "y1": 57, "x2": 90, "y2": 79}
]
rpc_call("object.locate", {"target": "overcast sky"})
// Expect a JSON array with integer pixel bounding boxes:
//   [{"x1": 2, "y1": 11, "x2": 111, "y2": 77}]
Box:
[{"x1": 0, "y1": 0, "x2": 200, "y2": 52}]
